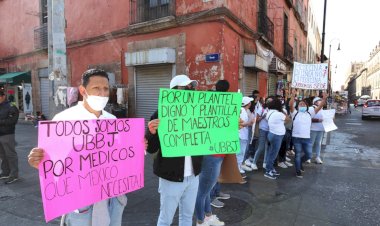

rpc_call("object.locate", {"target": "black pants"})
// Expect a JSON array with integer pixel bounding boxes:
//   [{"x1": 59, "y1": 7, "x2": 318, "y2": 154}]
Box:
[{"x1": 0, "y1": 134, "x2": 18, "y2": 177}]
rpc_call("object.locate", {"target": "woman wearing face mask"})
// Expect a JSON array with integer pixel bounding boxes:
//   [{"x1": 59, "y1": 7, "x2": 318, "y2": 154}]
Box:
[
  {"x1": 289, "y1": 89, "x2": 327, "y2": 178},
  {"x1": 310, "y1": 97, "x2": 325, "y2": 164}
]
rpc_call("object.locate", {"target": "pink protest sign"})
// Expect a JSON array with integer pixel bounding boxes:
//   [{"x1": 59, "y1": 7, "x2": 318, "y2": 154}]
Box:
[{"x1": 37, "y1": 118, "x2": 145, "y2": 222}]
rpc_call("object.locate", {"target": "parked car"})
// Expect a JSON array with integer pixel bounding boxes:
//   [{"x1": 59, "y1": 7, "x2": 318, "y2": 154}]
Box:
[
  {"x1": 358, "y1": 95, "x2": 371, "y2": 106},
  {"x1": 362, "y1": 100, "x2": 380, "y2": 120}
]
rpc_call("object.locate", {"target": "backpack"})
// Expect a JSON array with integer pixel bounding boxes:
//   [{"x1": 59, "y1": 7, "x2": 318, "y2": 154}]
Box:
[{"x1": 291, "y1": 109, "x2": 311, "y2": 131}]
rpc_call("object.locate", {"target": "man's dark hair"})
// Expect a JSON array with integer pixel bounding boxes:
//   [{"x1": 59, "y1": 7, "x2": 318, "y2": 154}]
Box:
[
  {"x1": 267, "y1": 97, "x2": 283, "y2": 112},
  {"x1": 215, "y1": 80, "x2": 230, "y2": 92},
  {"x1": 252, "y1": 90, "x2": 259, "y2": 96},
  {"x1": 0, "y1": 90, "x2": 5, "y2": 96},
  {"x1": 81, "y1": 69, "x2": 109, "y2": 87}
]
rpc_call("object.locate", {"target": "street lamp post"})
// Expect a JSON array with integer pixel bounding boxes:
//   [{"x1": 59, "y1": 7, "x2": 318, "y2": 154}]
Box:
[{"x1": 327, "y1": 40, "x2": 341, "y2": 95}]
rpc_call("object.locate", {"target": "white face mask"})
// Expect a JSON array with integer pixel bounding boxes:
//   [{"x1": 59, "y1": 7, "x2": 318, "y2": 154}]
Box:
[{"x1": 84, "y1": 91, "x2": 109, "y2": 111}]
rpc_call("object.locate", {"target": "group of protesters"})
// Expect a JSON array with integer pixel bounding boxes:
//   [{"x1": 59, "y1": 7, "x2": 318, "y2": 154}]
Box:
[
  {"x1": 26, "y1": 69, "x2": 329, "y2": 226},
  {"x1": 238, "y1": 89, "x2": 327, "y2": 180}
]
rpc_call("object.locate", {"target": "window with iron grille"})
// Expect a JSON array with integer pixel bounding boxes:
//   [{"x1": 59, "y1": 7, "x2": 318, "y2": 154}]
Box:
[
  {"x1": 41, "y1": 0, "x2": 48, "y2": 24},
  {"x1": 130, "y1": 0, "x2": 175, "y2": 25}
]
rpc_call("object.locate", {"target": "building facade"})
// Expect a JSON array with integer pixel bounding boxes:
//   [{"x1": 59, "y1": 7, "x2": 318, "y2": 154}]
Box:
[
  {"x1": 0, "y1": 0, "x2": 48, "y2": 116},
  {"x1": 0, "y1": 0, "x2": 310, "y2": 121},
  {"x1": 366, "y1": 45, "x2": 380, "y2": 99}
]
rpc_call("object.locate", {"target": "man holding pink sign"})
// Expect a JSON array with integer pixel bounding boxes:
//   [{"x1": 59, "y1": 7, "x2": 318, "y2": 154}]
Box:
[{"x1": 28, "y1": 69, "x2": 145, "y2": 226}]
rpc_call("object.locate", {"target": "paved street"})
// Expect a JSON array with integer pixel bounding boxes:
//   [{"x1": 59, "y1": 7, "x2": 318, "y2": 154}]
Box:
[{"x1": 0, "y1": 107, "x2": 379, "y2": 226}]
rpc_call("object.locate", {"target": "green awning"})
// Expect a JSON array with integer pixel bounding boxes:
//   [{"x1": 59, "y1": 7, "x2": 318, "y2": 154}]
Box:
[{"x1": 0, "y1": 72, "x2": 31, "y2": 85}]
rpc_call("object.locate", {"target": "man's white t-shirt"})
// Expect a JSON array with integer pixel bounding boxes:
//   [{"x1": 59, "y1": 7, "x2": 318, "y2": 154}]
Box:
[
  {"x1": 291, "y1": 107, "x2": 316, "y2": 138},
  {"x1": 266, "y1": 110, "x2": 286, "y2": 136},
  {"x1": 53, "y1": 101, "x2": 116, "y2": 121}
]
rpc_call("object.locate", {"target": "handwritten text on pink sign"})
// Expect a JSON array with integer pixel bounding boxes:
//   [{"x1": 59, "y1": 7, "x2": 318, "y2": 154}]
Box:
[{"x1": 38, "y1": 119, "x2": 145, "y2": 222}]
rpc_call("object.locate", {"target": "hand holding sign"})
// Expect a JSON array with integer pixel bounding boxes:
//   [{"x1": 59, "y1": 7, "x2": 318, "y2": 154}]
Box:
[
  {"x1": 148, "y1": 119, "x2": 160, "y2": 135},
  {"x1": 28, "y1": 148, "x2": 44, "y2": 169}
]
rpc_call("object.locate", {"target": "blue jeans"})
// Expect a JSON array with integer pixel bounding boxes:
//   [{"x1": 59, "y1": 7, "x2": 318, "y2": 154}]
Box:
[
  {"x1": 243, "y1": 126, "x2": 255, "y2": 160},
  {"x1": 293, "y1": 137, "x2": 312, "y2": 172},
  {"x1": 253, "y1": 129, "x2": 269, "y2": 164},
  {"x1": 62, "y1": 196, "x2": 127, "y2": 226},
  {"x1": 210, "y1": 182, "x2": 220, "y2": 200},
  {"x1": 157, "y1": 175, "x2": 199, "y2": 226},
  {"x1": 195, "y1": 156, "x2": 224, "y2": 221},
  {"x1": 310, "y1": 131, "x2": 324, "y2": 158},
  {"x1": 236, "y1": 139, "x2": 248, "y2": 169},
  {"x1": 265, "y1": 132, "x2": 284, "y2": 173}
]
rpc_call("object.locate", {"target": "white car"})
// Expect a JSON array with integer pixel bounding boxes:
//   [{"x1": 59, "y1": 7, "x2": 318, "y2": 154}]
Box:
[
  {"x1": 362, "y1": 100, "x2": 380, "y2": 120},
  {"x1": 358, "y1": 95, "x2": 371, "y2": 106}
]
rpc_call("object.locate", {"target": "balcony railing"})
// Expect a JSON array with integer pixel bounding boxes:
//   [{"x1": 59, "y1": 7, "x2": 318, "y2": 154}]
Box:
[
  {"x1": 257, "y1": 12, "x2": 274, "y2": 44},
  {"x1": 285, "y1": 43, "x2": 294, "y2": 62},
  {"x1": 34, "y1": 24, "x2": 48, "y2": 50},
  {"x1": 130, "y1": 0, "x2": 175, "y2": 25}
]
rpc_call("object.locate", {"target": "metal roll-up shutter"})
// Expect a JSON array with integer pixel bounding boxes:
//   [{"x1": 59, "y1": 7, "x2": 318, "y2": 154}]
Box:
[
  {"x1": 39, "y1": 68, "x2": 50, "y2": 118},
  {"x1": 135, "y1": 65, "x2": 173, "y2": 124},
  {"x1": 243, "y1": 69, "x2": 258, "y2": 97}
]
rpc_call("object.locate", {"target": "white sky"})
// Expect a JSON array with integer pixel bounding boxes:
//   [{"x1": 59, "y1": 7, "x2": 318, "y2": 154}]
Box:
[{"x1": 311, "y1": 0, "x2": 380, "y2": 90}]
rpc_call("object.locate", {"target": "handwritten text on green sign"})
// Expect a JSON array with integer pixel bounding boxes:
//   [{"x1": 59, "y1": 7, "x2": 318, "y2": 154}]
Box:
[{"x1": 158, "y1": 89, "x2": 242, "y2": 157}]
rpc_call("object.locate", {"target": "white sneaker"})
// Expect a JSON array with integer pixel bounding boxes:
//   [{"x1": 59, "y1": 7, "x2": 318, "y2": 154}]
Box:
[
  {"x1": 278, "y1": 162, "x2": 288, "y2": 168},
  {"x1": 244, "y1": 159, "x2": 252, "y2": 167},
  {"x1": 306, "y1": 159, "x2": 311, "y2": 164},
  {"x1": 250, "y1": 163, "x2": 258, "y2": 170},
  {"x1": 241, "y1": 164, "x2": 253, "y2": 172},
  {"x1": 285, "y1": 156, "x2": 291, "y2": 162},
  {"x1": 196, "y1": 221, "x2": 209, "y2": 226},
  {"x1": 205, "y1": 215, "x2": 225, "y2": 226},
  {"x1": 285, "y1": 161, "x2": 293, "y2": 167},
  {"x1": 263, "y1": 163, "x2": 266, "y2": 169},
  {"x1": 315, "y1": 157, "x2": 323, "y2": 164},
  {"x1": 239, "y1": 168, "x2": 245, "y2": 174}
]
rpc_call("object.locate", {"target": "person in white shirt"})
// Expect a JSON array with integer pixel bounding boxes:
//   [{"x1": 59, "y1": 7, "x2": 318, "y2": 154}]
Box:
[
  {"x1": 264, "y1": 98, "x2": 287, "y2": 179},
  {"x1": 250, "y1": 97, "x2": 273, "y2": 170},
  {"x1": 27, "y1": 69, "x2": 130, "y2": 226},
  {"x1": 310, "y1": 97, "x2": 325, "y2": 164},
  {"x1": 289, "y1": 90, "x2": 327, "y2": 178},
  {"x1": 237, "y1": 97, "x2": 255, "y2": 176}
]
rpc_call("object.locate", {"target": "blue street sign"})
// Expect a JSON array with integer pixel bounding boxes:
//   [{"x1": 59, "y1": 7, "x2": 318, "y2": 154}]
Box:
[{"x1": 205, "y1": 53, "x2": 220, "y2": 62}]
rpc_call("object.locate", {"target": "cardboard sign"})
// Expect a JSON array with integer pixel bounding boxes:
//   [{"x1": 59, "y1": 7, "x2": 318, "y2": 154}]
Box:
[
  {"x1": 291, "y1": 62, "x2": 328, "y2": 90},
  {"x1": 158, "y1": 89, "x2": 242, "y2": 157},
  {"x1": 38, "y1": 119, "x2": 145, "y2": 222}
]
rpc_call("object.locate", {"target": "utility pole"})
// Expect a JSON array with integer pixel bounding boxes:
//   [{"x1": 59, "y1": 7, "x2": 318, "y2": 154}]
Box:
[
  {"x1": 48, "y1": 0, "x2": 68, "y2": 119},
  {"x1": 320, "y1": 0, "x2": 327, "y2": 63}
]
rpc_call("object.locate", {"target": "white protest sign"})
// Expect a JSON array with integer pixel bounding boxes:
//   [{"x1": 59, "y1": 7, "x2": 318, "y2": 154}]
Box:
[
  {"x1": 322, "y1": 109, "x2": 338, "y2": 132},
  {"x1": 291, "y1": 62, "x2": 328, "y2": 90}
]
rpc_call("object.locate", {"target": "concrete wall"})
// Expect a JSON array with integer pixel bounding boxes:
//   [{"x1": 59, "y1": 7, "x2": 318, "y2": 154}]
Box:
[
  {"x1": 65, "y1": 0, "x2": 130, "y2": 42},
  {"x1": 176, "y1": 0, "x2": 226, "y2": 15},
  {"x1": 0, "y1": 0, "x2": 40, "y2": 58}
]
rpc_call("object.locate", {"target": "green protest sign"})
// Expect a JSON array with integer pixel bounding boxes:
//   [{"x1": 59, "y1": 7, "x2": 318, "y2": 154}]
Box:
[{"x1": 158, "y1": 88, "x2": 242, "y2": 157}]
